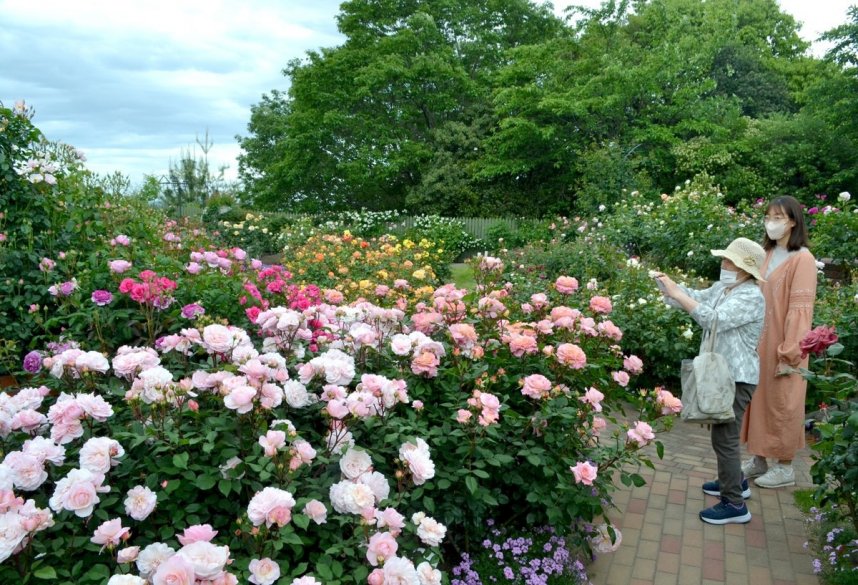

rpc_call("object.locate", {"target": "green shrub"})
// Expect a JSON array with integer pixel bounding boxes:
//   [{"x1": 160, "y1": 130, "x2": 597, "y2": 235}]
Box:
[{"x1": 810, "y1": 195, "x2": 858, "y2": 268}]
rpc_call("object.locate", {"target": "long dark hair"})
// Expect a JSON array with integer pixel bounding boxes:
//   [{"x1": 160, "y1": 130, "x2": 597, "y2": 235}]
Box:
[{"x1": 764, "y1": 196, "x2": 810, "y2": 252}]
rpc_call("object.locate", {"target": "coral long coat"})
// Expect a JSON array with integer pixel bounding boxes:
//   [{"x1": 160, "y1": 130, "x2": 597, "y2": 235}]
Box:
[{"x1": 741, "y1": 249, "x2": 817, "y2": 460}]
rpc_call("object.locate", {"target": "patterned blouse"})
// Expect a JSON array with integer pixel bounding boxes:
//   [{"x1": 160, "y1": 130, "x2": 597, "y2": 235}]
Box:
[{"x1": 671, "y1": 281, "x2": 766, "y2": 385}]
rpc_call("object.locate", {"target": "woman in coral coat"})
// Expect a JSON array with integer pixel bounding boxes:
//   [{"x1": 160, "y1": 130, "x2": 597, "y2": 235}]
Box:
[{"x1": 741, "y1": 196, "x2": 817, "y2": 489}]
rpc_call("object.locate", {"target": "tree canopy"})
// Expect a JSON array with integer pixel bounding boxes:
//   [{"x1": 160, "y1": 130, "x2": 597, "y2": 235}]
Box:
[{"x1": 238, "y1": 0, "x2": 858, "y2": 215}]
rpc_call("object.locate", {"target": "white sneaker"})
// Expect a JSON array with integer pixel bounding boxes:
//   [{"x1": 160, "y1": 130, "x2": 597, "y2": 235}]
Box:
[
  {"x1": 741, "y1": 456, "x2": 768, "y2": 478},
  {"x1": 754, "y1": 463, "x2": 795, "y2": 489}
]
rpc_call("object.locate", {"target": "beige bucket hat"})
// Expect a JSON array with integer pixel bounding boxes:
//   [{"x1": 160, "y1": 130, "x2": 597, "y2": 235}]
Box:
[{"x1": 710, "y1": 237, "x2": 767, "y2": 282}]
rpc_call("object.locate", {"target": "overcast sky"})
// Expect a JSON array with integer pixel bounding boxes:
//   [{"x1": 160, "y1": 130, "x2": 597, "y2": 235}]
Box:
[{"x1": 1, "y1": 0, "x2": 853, "y2": 186}]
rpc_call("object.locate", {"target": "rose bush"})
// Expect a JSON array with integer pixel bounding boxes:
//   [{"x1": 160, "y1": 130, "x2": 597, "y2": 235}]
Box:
[{"x1": 0, "y1": 253, "x2": 681, "y2": 583}]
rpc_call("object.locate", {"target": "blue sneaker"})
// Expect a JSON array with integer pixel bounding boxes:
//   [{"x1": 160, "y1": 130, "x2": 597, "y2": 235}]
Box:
[
  {"x1": 702, "y1": 478, "x2": 751, "y2": 499},
  {"x1": 699, "y1": 498, "x2": 752, "y2": 525}
]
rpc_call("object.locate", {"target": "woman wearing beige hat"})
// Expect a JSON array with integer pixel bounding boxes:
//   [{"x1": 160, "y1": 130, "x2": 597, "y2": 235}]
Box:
[
  {"x1": 654, "y1": 237, "x2": 767, "y2": 524},
  {"x1": 741, "y1": 196, "x2": 817, "y2": 489}
]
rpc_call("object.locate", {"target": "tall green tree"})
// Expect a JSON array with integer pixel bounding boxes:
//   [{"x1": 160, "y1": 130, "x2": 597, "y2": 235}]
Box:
[{"x1": 238, "y1": 0, "x2": 564, "y2": 213}]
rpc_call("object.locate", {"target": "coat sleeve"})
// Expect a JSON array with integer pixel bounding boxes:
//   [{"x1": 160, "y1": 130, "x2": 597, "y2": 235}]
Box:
[
  {"x1": 690, "y1": 285, "x2": 764, "y2": 333},
  {"x1": 778, "y1": 252, "x2": 818, "y2": 366}
]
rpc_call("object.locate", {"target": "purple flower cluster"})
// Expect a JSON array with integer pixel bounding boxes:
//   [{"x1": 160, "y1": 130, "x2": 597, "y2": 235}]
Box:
[{"x1": 451, "y1": 525, "x2": 589, "y2": 585}]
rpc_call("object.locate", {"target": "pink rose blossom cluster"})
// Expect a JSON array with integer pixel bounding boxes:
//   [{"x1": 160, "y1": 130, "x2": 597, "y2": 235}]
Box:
[
  {"x1": 460, "y1": 390, "x2": 501, "y2": 427},
  {"x1": 329, "y1": 448, "x2": 390, "y2": 516},
  {"x1": 48, "y1": 468, "x2": 110, "y2": 517},
  {"x1": 47, "y1": 392, "x2": 114, "y2": 444},
  {"x1": 112, "y1": 346, "x2": 161, "y2": 379},
  {"x1": 398, "y1": 438, "x2": 435, "y2": 486},
  {"x1": 655, "y1": 387, "x2": 683, "y2": 415},
  {"x1": 478, "y1": 255, "x2": 503, "y2": 272},
  {"x1": 579, "y1": 387, "x2": 605, "y2": 412},
  {"x1": 247, "y1": 487, "x2": 296, "y2": 528},
  {"x1": 298, "y1": 348, "x2": 356, "y2": 386},
  {"x1": 477, "y1": 293, "x2": 507, "y2": 319},
  {"x1": 46, "y1": 348, "x2": 109, "y2": 379},
  {"x1": 118, "y1": 270, "x2": 177, "y2": 310},
  {"x1": 110, "y1": 234, "x2": 131, "y2": 247},
  {"x1": 90, "y1": 517, "x2": 130, "y2": 551},
  {"x1": 432, "y1": 283, "x2": 468, "y2": 321},
  {"x1": 0, "y1": 485, "x2": 54, "y2": 563},
  {"x1": 627, "y1": 421, "x2": 655, "y2": 447},
  {"x1": 0, "y1": 386, "x2": 50, "y2": 438},
  {"x1": 322, "y1": 373, "x2": 409, "y2": 420},
  {"x1": 128, "y1": 538, "x2": 235, "y2": 584}
]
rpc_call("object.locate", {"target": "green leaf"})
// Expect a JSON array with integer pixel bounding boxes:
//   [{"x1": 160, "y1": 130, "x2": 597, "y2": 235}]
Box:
[
  {"x1": 316, "y1": 563, "x2": 334, "y2": 581},
  {"x1": 172, "y1": 452, "x2": 189, "y2": 470},
  {"x1": 465, "y1": 475, "x2": 478, "y2": 494},
  {"x1": 293, "y1": 514, "x2": 311, "y2": 530},
  {"x1": 218, "y1": 479, "x2": 232, "y2": 497},
  {"x1": 656, "y1": 441, "x2": 665, "y2": 459},
  {"x1": 827, "y1": 343, "x2": 844, "y2": 356},
  {"x1": 195, "y1": 475, "x2": 217, "y2": 490},
  {"x1": 33, "y1": 566, "x2": 57, "y2": 580}
]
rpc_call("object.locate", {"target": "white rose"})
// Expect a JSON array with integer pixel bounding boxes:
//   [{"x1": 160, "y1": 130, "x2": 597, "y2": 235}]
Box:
[
  {"x1": 417, "y1": 516, "x2": 447, "y2": 547},
  {"x1": 283, "y1": 381, "x2": 313, "y2": 408},
  {"x1": 79, "y1": 437, "x2": 124, "y2": 474},
  {"x1": 838, "y1": 191, "x2": 851, "y2": 202},
  {"x1": 383, "y1": 557, "x2": 419, "y2": 585},
  {"x1": 176, "y1": 540, "x2": 230, "y2": 580},
  {"x1": 74, "y1": 351, "x2": 110, "y2": 374},
  {"x1": 389, "y1": 334, "x2": 413, "y2": 356},
  {"x1": 124, "y1": 485, "x2": 157, "y2": 521},
  {"x1": 0, "y1": 512, "x2": 28, "y2": 564},
  {"x1": 136, "y1": 542, "x2": 175, "y2": 578},
  {"x1": 340, "y1": 448, "x2": 373, "y2": 480},
  {"x1": 358, "y1": 471, "x2": 390, "y2": 503},
  {"x1": 202, "y1": 324, "x2": 235, "y2": 354},
  {"x1": 416, "y1": 562, "x2": 442, "y2": 585}
]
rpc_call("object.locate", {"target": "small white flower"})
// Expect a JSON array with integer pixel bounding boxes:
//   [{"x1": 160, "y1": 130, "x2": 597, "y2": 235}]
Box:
[
  {"x1": 838, "y1": 191, "x2": 850, "y2": 202},
  {"x1": 687, "y1": 251, "x2": 694, "y2": 257},
  {"x1": 682, "y1": 328, "x2": 694, "y2": 340}
]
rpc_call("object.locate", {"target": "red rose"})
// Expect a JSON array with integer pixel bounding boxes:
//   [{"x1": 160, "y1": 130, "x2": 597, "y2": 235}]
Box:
[{"x1": 799, "y1": 325, "x2": 839, "y2": 358}]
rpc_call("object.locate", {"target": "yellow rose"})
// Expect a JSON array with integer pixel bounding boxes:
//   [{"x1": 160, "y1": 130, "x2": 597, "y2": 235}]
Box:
[{"x1": 412, "y1": 269, "x2": 426, "y2": 280}]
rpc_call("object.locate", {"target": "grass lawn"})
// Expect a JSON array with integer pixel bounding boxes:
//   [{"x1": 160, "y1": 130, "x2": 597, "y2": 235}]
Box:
[{"x1": 450, "y1": 263, "x2": 477, "y2": 291}]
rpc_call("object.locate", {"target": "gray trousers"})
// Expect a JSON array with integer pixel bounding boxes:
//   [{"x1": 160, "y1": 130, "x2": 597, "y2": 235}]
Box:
[{"x1": 711, "y1": 382, "x2": 756, "y2": 505}]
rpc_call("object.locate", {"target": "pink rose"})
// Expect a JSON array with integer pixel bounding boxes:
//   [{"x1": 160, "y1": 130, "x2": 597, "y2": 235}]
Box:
[
  {"x1": 124, "y1": 485, "x2": 157, "y2": 521},
  {"x1": 456, "y1": 409, "x2": 472, "y2": 424},
  {"x1": 554, "y1": 276, "x2": 579, "y2": 294},
  {"x1": 590, "y1": 417, "x2": 607, "y2": 435},
  {"x1": 247, "y1": 487, "x2": 295, "y2": 528},
  {"x1": 410, "y1": 351, "x2": 439, "y2": 378},
  {"x1": 223, "y1": 386, "x2": 257, "y2": 414},
  {"x1": 623, "y1": 355, "x2": 643, "y2": 375},
  {"x1": 656, "y1": 388, "x2": 683, "y2": 415},
  {"x1": 597, "y1": 320, "x2": 622, "y2": 341},
  {"x1": 580, "y1": 387, "x2": 605, "y2": 412},
  {"x1": 612, "y1": 371, "x2": 630, "y2": 387},
  {"x1": 258, "y1": 430, "x2": 287, "y2": 457},
  {"x1": 589, "y1": 296, "x2": 613, "y2": 314},
  {"x1": 108, "y1": 260, "x2": 132, "y2": 274},
  {"x1": 177, "y1": 524, "x2": 218, "y2": 546},
  {"x1": 508, "y1": 334, "x2": 538, "y2": 357},
  {"x1": 366, "y1": 532, "x2": 398, "y2": 566},
  {"x1": 627, "y1": 421, "x2": 655, "y2": 447},
  {"x1": 303, "y1": 500, "x2": 327, "y2": 525},
  {"x1": 151, "y1": 554, "x2": 196, "y2": 585},
  {"x1": 91, "y1": 518, "x2": 130, "y2": 551},
  {"x1": 570, "y1": 461, "x2": 598, "y2": 485},
  {"x1": 556, "y1": 343, "x2": 587, "y2": 369},
  {"x1": 521, "y1": 374, "x2": 552, "y2": 400},
  {"x1": 368, "y1": 568, "x2": 385, "y2": 585},
  {"x1": 249, "y1": 558, "x2": 280, "y2": 585},
  {"x1": 117, "y1": 546, "x2": 140, "y2": 564}
]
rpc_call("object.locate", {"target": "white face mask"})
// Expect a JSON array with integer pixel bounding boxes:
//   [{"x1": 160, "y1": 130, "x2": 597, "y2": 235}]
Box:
[
  {"x1": 719, "y1": 269, "x2": 739, "y2": 285},
  {"x1": 764, "y1": 220, "x2": 789, "y2": 240}
]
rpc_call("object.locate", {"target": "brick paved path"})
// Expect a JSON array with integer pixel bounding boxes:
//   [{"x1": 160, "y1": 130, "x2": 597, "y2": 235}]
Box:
[{"x1": 587, "y1": 421, "x2": 820, "y2": 585}]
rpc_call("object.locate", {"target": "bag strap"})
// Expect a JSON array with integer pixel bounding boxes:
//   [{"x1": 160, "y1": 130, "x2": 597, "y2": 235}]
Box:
[{"x1": 702, "y1": 289, "x2": 726, "y2": 353}]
